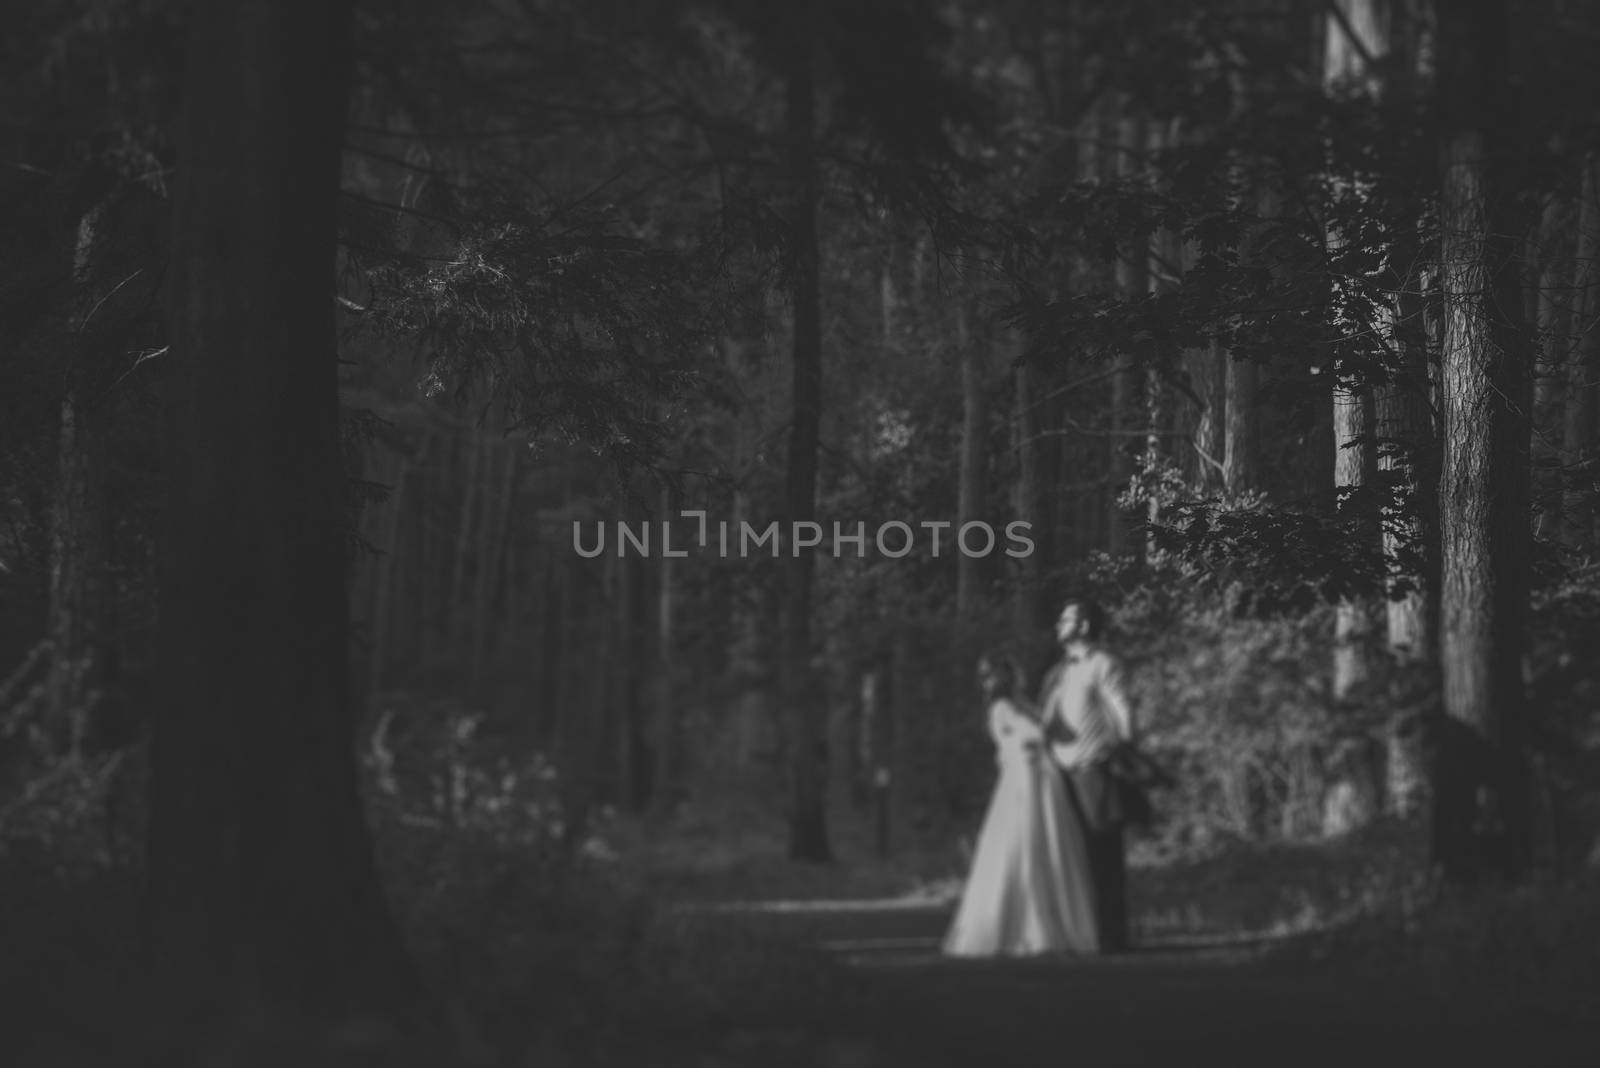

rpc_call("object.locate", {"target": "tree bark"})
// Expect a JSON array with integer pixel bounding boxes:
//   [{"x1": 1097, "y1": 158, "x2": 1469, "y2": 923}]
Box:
[
  {"x1": 1324, "y1": 0, "x2": 1387, "y2": 702},
  {"x1": 1190, "y1": 340, "x2": 1226, "y2": 495},
  {"x1": 1433, "y1": 0, "x2": 1533, "y2": 883},
  {"x1": 149, "y1": 0, "x2": 416, "y2": 1022},
  {"x1": 1563, "y1": 152, "x2": 1600, "y2": 551},
  {"x1": 1223, "y1": 356, "x2": 1259, "y2": 495},
  {"x1": 1332, "y1": 385, "x2": 1374, "y2": 698},
  {"x1": 780, "y1": 3, "x2": 830, "y2": 862},
  {"x1": 1531, "y1": 196, "x2": 1576, "y2": 540},
  {"x1": 47, "y1": 205, "x2": 117, "y2": 751}
]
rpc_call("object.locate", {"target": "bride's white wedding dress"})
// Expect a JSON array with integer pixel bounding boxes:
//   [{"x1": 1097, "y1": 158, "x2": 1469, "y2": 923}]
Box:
[{"x1": 942, "y1": 696, "x2": 1098, "y2": 957}]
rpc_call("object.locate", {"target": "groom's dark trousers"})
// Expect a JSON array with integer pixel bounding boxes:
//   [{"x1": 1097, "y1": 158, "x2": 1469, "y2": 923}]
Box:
[{"x1": 1066, "y1": 764, "x2": 1129, "y2": 953}]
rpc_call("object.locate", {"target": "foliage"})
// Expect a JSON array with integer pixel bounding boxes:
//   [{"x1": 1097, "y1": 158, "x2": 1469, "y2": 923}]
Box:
[
  {"x1": 1147, "y1": 496, "x2": 1394, "y2": 615},
  {"x1": 0, "y1": 649, "x2": 133, "y2": 875},
  {"x1": 361, "y1": 696, "x2": 581, "y2": 859}
]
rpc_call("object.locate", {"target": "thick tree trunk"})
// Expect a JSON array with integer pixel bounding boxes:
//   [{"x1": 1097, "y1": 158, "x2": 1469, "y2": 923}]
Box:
[
  {"x1": 780, "y1": 7, "x2": 830, "y2": 862},
  {"x1": 149, "y1": 0, "x2": 415, "y2": 1022},
  {"x1": 1564, "y1": 153, "x2": 1600, "y2": 551},
  {"x1": 1433, "y1": 0, "x2": 1533, "y2": 883}
]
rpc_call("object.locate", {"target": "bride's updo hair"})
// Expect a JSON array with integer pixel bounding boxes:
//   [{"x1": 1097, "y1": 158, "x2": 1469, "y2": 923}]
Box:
[{"x1": 976, "y1": 650, "x2": 1027, "y2": 699}]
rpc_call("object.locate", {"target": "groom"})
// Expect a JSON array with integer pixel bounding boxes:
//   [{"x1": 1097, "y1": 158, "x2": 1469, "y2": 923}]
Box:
[{"x1": 1039, "y1": 596, "x2": 1137, "y2": 954}]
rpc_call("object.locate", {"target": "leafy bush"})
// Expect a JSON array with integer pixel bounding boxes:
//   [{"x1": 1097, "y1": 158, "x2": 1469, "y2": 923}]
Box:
[
  {"x1": 361, "y1": 696, "x2": 574, "y2": 855},
  {"x1": 1059, "y1": 552, "x2": 1410, "y2": 861}
]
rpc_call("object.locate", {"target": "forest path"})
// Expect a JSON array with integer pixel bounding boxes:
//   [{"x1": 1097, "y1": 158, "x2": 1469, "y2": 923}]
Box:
[{"x1": 684, "y1": 899, "x2": 1600, "y2": 1068}]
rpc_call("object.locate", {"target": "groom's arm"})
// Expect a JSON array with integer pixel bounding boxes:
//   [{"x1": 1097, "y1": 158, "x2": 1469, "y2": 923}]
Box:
[
  {"x1": 1098, "y1": 654, "x2": 1137, "y2": 744},
  {"x1": 1040, "y1": 683, "x2": 1087, "y2": 768}
]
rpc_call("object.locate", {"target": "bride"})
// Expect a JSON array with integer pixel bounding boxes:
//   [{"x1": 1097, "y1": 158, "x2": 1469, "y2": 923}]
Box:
[{"x1": 942, "y1": 652, "x2": 1099, "y2": 957}]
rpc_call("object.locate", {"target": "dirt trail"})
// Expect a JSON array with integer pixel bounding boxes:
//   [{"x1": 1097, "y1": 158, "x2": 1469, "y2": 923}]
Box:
[{"x1": 693, "y1": 900, "x2": 1600, "y2": 1068}]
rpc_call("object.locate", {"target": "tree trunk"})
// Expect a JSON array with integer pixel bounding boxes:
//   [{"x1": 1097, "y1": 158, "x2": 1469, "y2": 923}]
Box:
[
  {"x1": 1144, "y1": 118, "x2": 1179, "y2": 556},
  {"x1": 780, "y1": 5, "x2": 830, "y2": 862},
  {"x1": 1563, "y1": 152, "x2": 1600, "y2": 551},
  {"x1": 148, "y1": 0, "x2": 415, "y2": 1022},
  {"x1": 611, "y1": 549, "x2": 643, "y2": 809},
  {"x1": 1107, "y1": 105, "x2": 1145, "y2": 556},
  {"x1": 1191, "y1": 340, "x2": 1226, "y2": 494},
  {"x1": 448, "y1": 433, "x2": 482, "y2": 653},
  {"x1": 1531, "y1": 196, "x2": 1576, "y2": 540},
  {"x1": 1012, "y1": 358, "x2": 1043, "y2": 638},
  {"x1": 1223, "y1": 356, "x2": 1259, "y2": 495},
  {"x1": 1433, "y1": 0, "x2": 1533, "y2": 883},
  {"x1": 956, "y1": 303, "x2": 987, "y2": 615},
  {"x1": 1332, "y1": 385, "x2": 1374, "y2": 698},
  {"x1": 651, "y1": 492, "x2": 677, "y2": 820},
  {"x1": 1376, "y1": 357, "x2": 1436, "y2": 659},
  {"x1": 556, "y1": 556, "x2": 601, "y2": 852},
  {"x1": 1324, "y1": 0, "x2": 1386, "y2": 702},
  {"x1": 889, "y1": 622, "x2": 917, "y2": 846},
  {"x1": 471, "y1": 442, "x2": 515, "y2": 688},
  {"x1": 47, "y1": 206, "x2": 116, "y2": 751},
  {"x1": 366, "y1": 454, "x2": 410, "y2": 698}
]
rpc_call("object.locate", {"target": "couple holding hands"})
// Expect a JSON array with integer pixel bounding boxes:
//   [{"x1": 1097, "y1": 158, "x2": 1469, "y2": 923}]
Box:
[{"x1": 943, "y1": 597, "x2": 1167, "y2": 958}]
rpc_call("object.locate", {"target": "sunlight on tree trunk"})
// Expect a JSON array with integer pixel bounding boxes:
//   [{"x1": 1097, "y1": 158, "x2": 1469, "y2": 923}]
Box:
[
  {"x1": 1324, "y1": 0, "x2": 1386, "y2": 704},
  {"x1": 1530, "y1": 196, "x2": 1576, "y2": 542},
  {"x1": 1433, "y1": 0, "x2": 1534, "y2": 883},
  {"x1": 1222, "y1": 353, "x2": 1259, "y2": 497}
]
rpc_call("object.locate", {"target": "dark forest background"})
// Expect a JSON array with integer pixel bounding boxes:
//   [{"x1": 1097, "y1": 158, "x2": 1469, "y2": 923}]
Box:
[{"x1": 4, "y1": 0, "x2": 1600, "y2": 1063}]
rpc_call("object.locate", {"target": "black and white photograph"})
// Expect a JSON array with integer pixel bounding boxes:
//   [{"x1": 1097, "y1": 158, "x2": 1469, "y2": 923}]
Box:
[{"x1": 3, "y1": 0, "x2": 1600, "y2": 1064}]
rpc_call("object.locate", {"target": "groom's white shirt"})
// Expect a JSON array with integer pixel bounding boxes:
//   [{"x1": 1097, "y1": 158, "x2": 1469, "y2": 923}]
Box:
[{"x1": 1041, "y1": 647, "x2": 1135, "y2": 771}]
